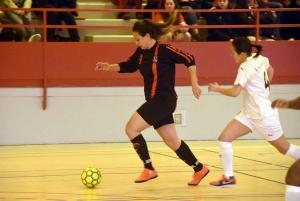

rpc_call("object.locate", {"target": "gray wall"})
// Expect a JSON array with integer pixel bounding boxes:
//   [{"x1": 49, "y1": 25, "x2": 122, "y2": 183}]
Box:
[{"x1": 0, "y1": 85, "x2": 299, "y2": 145}]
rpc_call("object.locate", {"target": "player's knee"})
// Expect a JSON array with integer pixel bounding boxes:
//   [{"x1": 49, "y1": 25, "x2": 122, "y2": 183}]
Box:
[
  {"x1": 218, "y1": 135, "x2": 232, "y2": 142},
  {"x1": 125, "y1": 123, "x2": 133, "y2": 136},
  {"x1": 163, "y1": 138, "x2": 180, "y2": 151}
]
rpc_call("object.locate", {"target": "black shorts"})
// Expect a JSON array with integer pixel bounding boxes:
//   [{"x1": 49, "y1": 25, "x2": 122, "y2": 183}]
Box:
[{"x1": 137, "y1": 95, "x2": 177, "y2": 129}]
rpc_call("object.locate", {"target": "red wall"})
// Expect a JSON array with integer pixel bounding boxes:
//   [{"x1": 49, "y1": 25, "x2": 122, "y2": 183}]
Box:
[{"x1": 0, "y1": 41, "x2": 299, "y2": 87}]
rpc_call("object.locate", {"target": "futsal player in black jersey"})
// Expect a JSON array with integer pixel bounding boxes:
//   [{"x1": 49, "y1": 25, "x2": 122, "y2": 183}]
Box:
[
  {"x1": 272, "y1": 97, "x2": 300, "y2": 201},
  {"x1": 95, "y1": 11, "x2": 209, "y2": 185}
]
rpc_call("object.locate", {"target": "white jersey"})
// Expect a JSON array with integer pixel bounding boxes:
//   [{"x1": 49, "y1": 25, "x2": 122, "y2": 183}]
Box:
[{"x1": 234, "y1": 55, "x2": 277, "y2": 119}]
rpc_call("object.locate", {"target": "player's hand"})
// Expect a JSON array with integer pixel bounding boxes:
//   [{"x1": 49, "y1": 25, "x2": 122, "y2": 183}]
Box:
[
  {"x1": 208, "y1": 82, "x2": 219, "y2": 92},
  {"x1": 192, "y1": 84, "x2": 202, "y2": 99},
  {"x1": 271, "y1": 99, "x2": 289, "y2": 108},
  {"x1": 95, "y1": 62, "x2": 110, "y2": 71}
]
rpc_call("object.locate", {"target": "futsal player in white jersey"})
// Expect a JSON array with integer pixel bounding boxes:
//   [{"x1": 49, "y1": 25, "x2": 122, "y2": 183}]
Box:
[{"x1": 207, "y1": 37, "x2": 300, "y2": 188}]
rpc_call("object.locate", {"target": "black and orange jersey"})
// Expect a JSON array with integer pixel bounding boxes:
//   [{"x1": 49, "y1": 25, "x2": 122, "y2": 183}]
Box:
[{"x1": 118, "y1": 42, "x2": 195, "y2": 100}]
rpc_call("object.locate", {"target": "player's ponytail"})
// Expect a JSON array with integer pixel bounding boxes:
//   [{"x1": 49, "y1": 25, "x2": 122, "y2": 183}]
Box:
[
  {"x1": 133, "y1": 11, "x2": 178, "y2": 41},
  {"x1": 232, "y1": 37, "x2": 263, "y2": 58},
  {"x1": 251, "y1": 44, "x2": 263, "y2": 58}
]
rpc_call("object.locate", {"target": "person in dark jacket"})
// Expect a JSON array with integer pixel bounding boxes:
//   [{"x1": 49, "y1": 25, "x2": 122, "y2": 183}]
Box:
[
  {"x1": 234, "y1": 0, "x2": 277, "y2": 40},
  {"x1": 95, "y1": 12, "x2": 209, "y2": 186},
  {"x1": 32, "y1": 0, "x2": 80, "y2": 42},
  {"x1": 206, "y1": 0, "x2": 236, "y2": 41},
  {"x1": 280, "y1": 0, "x2": 300, "y2": 40}
]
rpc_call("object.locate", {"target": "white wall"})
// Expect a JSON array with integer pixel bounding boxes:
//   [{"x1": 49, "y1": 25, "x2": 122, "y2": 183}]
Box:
[{"x1": 0, "y1": 85, "x2": 299, "y2": 145}]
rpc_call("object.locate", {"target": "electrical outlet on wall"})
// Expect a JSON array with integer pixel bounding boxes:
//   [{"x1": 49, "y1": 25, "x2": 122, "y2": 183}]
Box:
[{"x1": 173, "y1": 110, "x2": 186, "y2": 126}]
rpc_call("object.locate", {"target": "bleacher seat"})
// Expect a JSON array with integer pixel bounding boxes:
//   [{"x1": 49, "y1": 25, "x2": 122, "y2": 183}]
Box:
[{"x1": 1, "y1": 0, "x2": 207, "y2": 42}]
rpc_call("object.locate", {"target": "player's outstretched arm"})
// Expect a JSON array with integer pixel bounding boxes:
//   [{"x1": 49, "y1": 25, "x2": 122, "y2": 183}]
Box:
[
  {"x1": 187, "y1": 65, "x2": 201, "y2": 99},
  {"x1": 95, "y1": 62, "x2": 120, "y2": 71},
  {"x1": 271, "y1": 97, "x2": 300, "y2": 110},
  {"x1": 208, "y1": 83, "x2": 243, "y2": 97}
]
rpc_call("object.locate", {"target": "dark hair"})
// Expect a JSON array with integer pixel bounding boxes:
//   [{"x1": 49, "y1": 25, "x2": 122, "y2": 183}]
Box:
[
  {"x1": 232, "y1": 37, "x2": 262, "y2": 58},
  {"x1": 158, "y1": 0, "x2": 181, "y2": 25},
  {"x1": 132, "y1": 11, "x2": 178, "y2": 41}
]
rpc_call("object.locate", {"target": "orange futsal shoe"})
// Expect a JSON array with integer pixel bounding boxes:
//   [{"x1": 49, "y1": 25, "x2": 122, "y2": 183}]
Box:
[
  {"x1": 210, "y1": 174, "x2": 236, "y2": 188},
  {"x1": 188, "y1": 165, "x2": 210, "y2": 186},
  {"x1": 135, "y1": 168, "x2": 158, "y2": 183}
]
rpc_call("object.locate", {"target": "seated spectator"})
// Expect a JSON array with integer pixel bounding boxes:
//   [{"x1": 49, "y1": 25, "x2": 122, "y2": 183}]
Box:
[
  {"x1": 110, "y1": 0, "x2": 144, "y2": 20},
  {"x1": 32, "y1": 0, "x2": 80, "y2": 42},
  {"x1": 179, "y1": 0, "x2": 203, "y2": 41},
  {"x1": 3, "y1": 0, "x2": 41, "y2": 42},
  {"x1": 278, "y1": 0, "x2": 292, "y2": 7},
  {"x1": 262, "y1": 0, "x2": 283, "y2": 29},
  {"x1": 143, "y1": 0, "x2": 159, "y2": 19},
  {"x1": 155, "y1": 0, "x2": 191, "y2": 42},
  {"x1": 178, "y1": 0, "x2": 201, "y2": 19},
  {"x1": 206, "y1": 0, "x2": 236, "y2": 41},
  {"x1": 234, "y1": 0, "x2": 277, "y2": 41},
  {"x1": 280, "y1": 0, "x2": 300, "y2": 40},
  {"x1": 201, "y1": 0, "x2": 214, "y2": 14},
  {"x1": 0, "y1": 18, "x2": 22, "y2": 41},
  {"x1": 202, "y1": 0, "x2": 214, "y2": 8}
]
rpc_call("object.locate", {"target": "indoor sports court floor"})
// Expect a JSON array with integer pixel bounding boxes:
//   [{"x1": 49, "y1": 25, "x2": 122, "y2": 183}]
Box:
[{"x1": 0, "y1": 139, "x2": 299, "y2": 201}]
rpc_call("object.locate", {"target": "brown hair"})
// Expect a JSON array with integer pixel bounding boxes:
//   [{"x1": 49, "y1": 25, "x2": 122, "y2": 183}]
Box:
[
  {"x1": 158, "y1": 0, "x2": 181, "y2": 25},
  {"x1": 132, "y1": 11, "x2": 178, "y2": 41},
  {"x1": 232, "y1": 37, "x2": 262, "y2": 58}
]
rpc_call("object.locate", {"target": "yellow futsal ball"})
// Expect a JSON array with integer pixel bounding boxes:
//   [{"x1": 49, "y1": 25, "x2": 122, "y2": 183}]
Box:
[{"x1": 81, "y1": 167, "x2": 102, "y2": 188}]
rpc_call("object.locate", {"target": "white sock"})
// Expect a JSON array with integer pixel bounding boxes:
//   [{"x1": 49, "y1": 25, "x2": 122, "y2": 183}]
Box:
[
  {"x1": 219, "y1": 141, "x2": 234, "y2": 178},
  {"x1": 285, "y1": 185, "x2": 300, "y2": 201},
  {"x1": 285, "y1": 144, "x2": 300, "y2": 160}
]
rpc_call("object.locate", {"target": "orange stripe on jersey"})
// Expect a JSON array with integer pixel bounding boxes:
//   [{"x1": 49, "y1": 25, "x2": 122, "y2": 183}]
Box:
[
  {"x1": 139, "y1": 54, "x2": 143, "y2": 64},
  {"x1": 151, "y1": 44, "x2": 160, "y2": 98},
  {"x1": 166, "y1": 45, "x2": 193, "y2": 62}
]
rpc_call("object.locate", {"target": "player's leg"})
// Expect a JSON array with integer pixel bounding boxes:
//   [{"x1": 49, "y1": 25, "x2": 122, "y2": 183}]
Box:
[
  {"x1": 125, "y1": 111, "x2": 157, "y2": 183},
  {"x1": 210, "y1": 111, "x2": 252, "y2": 188},
  {"x1": 254, "y1": 112, "x2": 300, "y2": 160},
  {"x1": 285, "y1": 159, "x2": 300, "y2": 201},
  {"x1": 127, "y1": 96, "x2": 176, "y2": 183},
  {"x1": 156, "y1": 123, "x2": 209, "y2": 185},
  {"x1": 268, "y1": 135, "x2": 300, "y2": 160}
]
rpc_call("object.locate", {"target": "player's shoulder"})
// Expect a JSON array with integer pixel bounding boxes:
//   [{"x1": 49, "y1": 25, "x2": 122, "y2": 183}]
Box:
[
  {"x1": 252, "y1": 54, "x2": 269, "y2": 61},
  {"x1": 253, "y1": 55, "x2": 270, "y2": 67},
  {"x1": 159, "y1": 43, "x2": 169, "y2": 49},
  {"x1": 159, "y1": 43, "x2": 176, "y2": 52},
  {"x1": 239, "y1": 61, "x2": 247, "y2": 70}
]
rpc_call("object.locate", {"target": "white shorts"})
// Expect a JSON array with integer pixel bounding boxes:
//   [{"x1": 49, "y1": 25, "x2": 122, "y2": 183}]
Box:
[{"x1": 234, "y1": 109, "x2": 283, "y2": 141}]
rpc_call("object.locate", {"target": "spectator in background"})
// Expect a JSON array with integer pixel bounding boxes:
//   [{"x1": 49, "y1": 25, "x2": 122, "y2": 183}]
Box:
[
  {"x1": 234, "y1": 0, "x2": 277, "y2": 41},
  {"x1": 32, "y1": 0, "x2": 80, "y2": 42},
  {"x1": 206, "y1": 0, "x2": 236, "y2": 41},
  {"x1": 3, "y1": 0, "x2": 41, "y2": 42},
  {"x1": 0, "y1": 18, "x2": 22, "y2": 41},
  {"x1": 155, "y1": 0, "x2": 191, "y2": 42},
  {"x1": 110, "y1": 0, "x2": 144, "y2": 20},
  {"x1": 178, "y1": 0, "x2": 203, "y2": 41},
  {"x1": 263, "y1": 0, "x2": 283, "y2": 21},
  {"x1": 143, "y1": 0, "x2": 159, "y2": 19},
  {"x1": 278, "y1": 0, "x2": 291, "y2": 7},
  {"x1": 280, "y1": 0, "x2": 300, "y2": 40}
]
